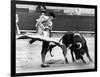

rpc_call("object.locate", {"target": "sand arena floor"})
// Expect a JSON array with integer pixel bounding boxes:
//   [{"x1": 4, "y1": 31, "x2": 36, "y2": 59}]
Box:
[{"x1": 16, "y1": 33, "x2": 95, "y2": 73}]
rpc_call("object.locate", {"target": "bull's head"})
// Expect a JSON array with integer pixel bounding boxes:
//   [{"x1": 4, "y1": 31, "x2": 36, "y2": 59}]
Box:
[{"x1": 73, "y1": 33, "x2": 82, "y2": 49}]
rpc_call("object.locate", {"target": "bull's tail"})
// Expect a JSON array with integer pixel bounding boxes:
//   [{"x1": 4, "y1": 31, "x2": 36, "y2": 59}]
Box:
[
  {"x1": 47, "y1": 37, "x2": 62, "y2": 57},
  {"x1": 48, "y1": 45, "x2": 56, "y2": 57}
]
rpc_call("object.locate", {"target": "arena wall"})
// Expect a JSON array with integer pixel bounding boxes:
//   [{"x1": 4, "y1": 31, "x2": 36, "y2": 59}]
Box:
[{"x1": 17, "y1": 12, "x2": 95, "y2": 31}]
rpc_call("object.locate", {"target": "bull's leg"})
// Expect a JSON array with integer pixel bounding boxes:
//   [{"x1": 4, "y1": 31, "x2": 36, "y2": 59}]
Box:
[
  {"x1": 41, "y1": 41, "x2": 50, "y2": 67},
  {"x1": 84, "y1": 44, "x2": 92, "y2": 62},
  {"x1": 60, "y1": 44, "x2": 68, "y2": 64},
  {"x1": 71, "y1": 50, "x2": 75, "y2": 62},
  {"x1": 85, "y1": 50, "x2": 92, "y2": 62},
  {"x1": 48, "y1": 45, "x2": 56, "y2": 57},
  {"x1": 80, "y1": 55, "x2": 86, "y2": 63}
]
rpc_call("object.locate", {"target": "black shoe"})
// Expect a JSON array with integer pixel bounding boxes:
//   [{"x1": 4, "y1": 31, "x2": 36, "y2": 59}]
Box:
[
  {"x1": 29, "y1": 39, "x2": 36, "y2": 44},
  {"x1": 41, "y1": 64, "x2": 50, "y2": 67}
]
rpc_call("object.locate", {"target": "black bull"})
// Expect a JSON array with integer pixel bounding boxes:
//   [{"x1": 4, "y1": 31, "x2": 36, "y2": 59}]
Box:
[
  {"x1": 17, "y1": 32, "x2": 92, "y2": 67},
  {"x1": 48, "y1": 32, "x2": 92, "y2": 64}
]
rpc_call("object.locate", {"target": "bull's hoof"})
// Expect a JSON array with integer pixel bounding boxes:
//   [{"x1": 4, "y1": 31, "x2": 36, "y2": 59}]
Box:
[
  {"x1": 90, "y1": 59, "x2": 93, "y2": 62},
  {"x1": 83, "y1": 61, "x2": 86, "y2": 64},
  {"x1": 65, "y1": 61, "x2": 69, "y2": 64},
  {"x1": 65, "y1": 59, "x2": 69, "y2": 64},
  {"x1": 89, "y1": 60, "x2": 93, "y2": 63},
  {"x1": 72, "y1": 60, "x2": 75, "y2": 63},
  {"x1": 41, "y1": 64, "x2": 50, "y2": 67}
]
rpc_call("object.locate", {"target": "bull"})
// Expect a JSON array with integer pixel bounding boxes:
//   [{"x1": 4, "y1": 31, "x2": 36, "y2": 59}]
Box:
[{"x1": 48, "y1": 31, "x2": 93, "y2": 63}]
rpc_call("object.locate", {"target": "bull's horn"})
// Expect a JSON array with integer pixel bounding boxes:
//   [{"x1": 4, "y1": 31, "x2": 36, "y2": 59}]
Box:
[{"x1": 77, "y1": 42, "x2": 82, "y2": 49}]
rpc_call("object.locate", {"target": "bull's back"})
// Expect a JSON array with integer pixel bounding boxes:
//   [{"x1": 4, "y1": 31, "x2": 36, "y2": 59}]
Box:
[{"x1": 62, "y1": 32, "x2": 74, "y2": 47}]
